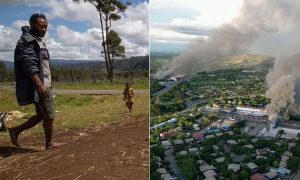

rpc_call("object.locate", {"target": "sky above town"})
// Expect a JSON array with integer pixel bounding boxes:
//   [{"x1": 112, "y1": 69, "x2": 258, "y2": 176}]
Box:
[
  {"x1": 150, "y1": 0, "x2": 243, "y2": 53},
  {"x1": 0, "y1": 0, "x2": 149, "y2": 61}
]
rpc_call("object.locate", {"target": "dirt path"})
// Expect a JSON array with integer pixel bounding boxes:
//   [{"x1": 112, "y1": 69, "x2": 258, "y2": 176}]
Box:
[{"x1": 0, "y1": 116, "x2": 149, "y2": 180}]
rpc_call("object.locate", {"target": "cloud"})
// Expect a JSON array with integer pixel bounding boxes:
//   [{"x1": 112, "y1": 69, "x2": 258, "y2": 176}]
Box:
[
  {"x1": 0, "y1": 0, "x2": 148, "y2": 61},
  {"x1": 45, "y1": 0, "x2": 149, "y2": 57},
  {"x1": 150, "y1": 0, "x2": 242, "y2": 51},
  {"x1": 0, "y1": 0, "x2": 41, "y2": 5},
  {"x1": 150, "y1": 28, "x2": 203, "y2": 44},
  {"x1": 0, "y1": 25, "x2": 19, "y2": 53},
  {"x1": 45, "y1": 0, "x2": 98, "y2": 23},
  {"x1": 12, "y1": 20, "x2": 29, "y2": 29},
  {"x1": 56, "y1": 25, "x2": 101, "y2": 46}
]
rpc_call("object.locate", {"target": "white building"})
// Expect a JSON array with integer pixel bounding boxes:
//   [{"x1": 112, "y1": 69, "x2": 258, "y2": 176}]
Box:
[
  {"x1": 235, "y1": 106, "x2": 267, "y2": 117},
  {"x1": 161, "y1": 140, "x2": 172, "y2": 149}
]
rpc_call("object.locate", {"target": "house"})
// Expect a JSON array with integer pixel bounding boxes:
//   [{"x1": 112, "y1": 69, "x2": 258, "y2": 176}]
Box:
[
  {"x1": 226, "y1": 131, "x2": 234, "y2": 135},
  {"x1": 288, "y1": 142, "x2": 296, "y2": 148},
  {"x1": 228, "y1": 164, "x2": 240, "y2": 172},
  {"x1": 215, "y1": 132, "x2": 223, "y2": 137},
  {"x1": 161, "y1": 173, "x2": 173, "y2": 180},
  {"x1": 204, "y1": 177, "x2": 216, "y2": 180},
  {"x1": 203, "y1": 170, "x2": 217, "y2": 178},
  {"x1": 200, "y1": 164, "x2": 216, "y2": 172},
  {"x1": 230, "y1": 153, "x2": 245, "y2": 163},
  {"x1": 250, "y1": 173, "x2": 268, "y2": 180},
  {"x1": 197, "y1": 159, "x2": 205, "y2": 165},
  {"x1": 256, "y1": 148, "x2": 270, "y2": 156},
  {"x1": 276, "y1": 167, "x2": 291, "y2": 176},
  {"x1": 215, "y1": 157, "x2": 225, "y2": 163},
  {"x1": 173, "y1": 139, "x2": 184, "y2": 146},
  {"x1": 179, "y1": 150, "x2": 187, "y2": 155},
  {"x1": 283, "y1": 151, "x2": 293, "y2": 157},
  {"x1": 247, "y1": 162, "x2": 259, "y2": 173},
  {"x1": 157, "y1": 168, "x2": 168, "y2": 174},
  {"x1": 243, "y1": 144, "x2": 254, "y2": 149},
  {"x1": 279, "y1": 155, "x2": 289, "y2": 168},
  {"x1": 205, "y1": 135, "x2": 215, "y2": 139},
  {"x1": 161, "y1": 140, "x2": 172, "y2": 149},
  {"x1": 264, "y1": 171, "x2": 278, "y2": 180},
  {"x1": 227, "y1": 139, "x2": 238, "y2": 145},
  {"x1": 210, "y1": 153, "x2": 218, "y2": 157},
  {"x1": 256, "y1": 156, "x2": 267, "y2": 160},
  {"x1": 188, "y1": 147, "x2": 199, "y2": 154},
  {"x1": 213, "y1": 145, "x2": 219, "y2": 151},
  {"x1": 160, "y1": 131, "x2": 177, "y2": 139},
  {"x1": 185, "y1": 138, "x2": 193, "y2": 144},
  {"x1": 192, "y1": 132, "x2": 204, "y2": 140}
]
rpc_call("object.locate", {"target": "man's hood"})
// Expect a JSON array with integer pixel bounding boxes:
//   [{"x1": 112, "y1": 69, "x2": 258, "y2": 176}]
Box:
[{"x1": 21, "y1": 26, "x2": 36, "y2": 42}]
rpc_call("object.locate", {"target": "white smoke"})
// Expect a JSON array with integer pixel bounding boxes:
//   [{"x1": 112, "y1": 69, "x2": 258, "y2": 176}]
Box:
[
  {"x1": 266, "y1": 53, "x2": 300, "y2": 120},
  {"x1": 155, "y1": 0, "x2": 294, "y2": 78}
]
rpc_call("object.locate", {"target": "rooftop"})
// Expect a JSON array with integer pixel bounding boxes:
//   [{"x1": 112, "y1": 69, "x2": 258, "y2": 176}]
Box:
[
  {"x1": 203, "y1": 170, "x2": 217, "y2": 178},
  {"x1": 250, "y1": 173, "x2": 268, "y2": 180},
  {"x1": 228, "y1": 164, "x2": 240, "y2": 172}
]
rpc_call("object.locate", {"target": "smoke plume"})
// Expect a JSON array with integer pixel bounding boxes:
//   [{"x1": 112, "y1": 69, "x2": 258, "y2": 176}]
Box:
[
  {"x1": 155, "y1": 0, "x2": 293, "y2": 78},
  {"x1": 266, "y1": 53, "x2": 300, "y2": 120}
]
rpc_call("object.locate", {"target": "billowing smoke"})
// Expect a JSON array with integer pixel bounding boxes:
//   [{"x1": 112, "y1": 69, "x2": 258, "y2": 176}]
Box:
[
  {"x1": 155, "y1": 0, "x2": 293, "y2": 78},
  {"x1": 266, "y1": 53, "x2": 300, "y2": 120}
]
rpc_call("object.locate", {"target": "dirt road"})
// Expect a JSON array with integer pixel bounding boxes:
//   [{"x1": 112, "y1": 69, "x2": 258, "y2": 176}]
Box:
[{"x1": 0, "y1": 116, "x2": 149, "y2": 180}]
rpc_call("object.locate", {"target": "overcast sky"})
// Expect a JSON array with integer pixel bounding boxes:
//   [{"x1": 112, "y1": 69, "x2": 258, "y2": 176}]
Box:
[
  {"x1": 0, "y1": 0, "x2": 149, "y2": 61},
  {"x1": 150, "y1": 0, "x2": 243, "y2": 53}
]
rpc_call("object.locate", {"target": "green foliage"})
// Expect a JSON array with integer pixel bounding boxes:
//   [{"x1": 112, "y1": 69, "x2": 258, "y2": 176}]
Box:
[
  {"x1": 272, "y1": 160, "x2": 279, "y2": 168},
  {"x1": 151, "y1": 145, "x2": 165, "y2": 159},
  {"x1": 86, "y1": 0, "x2": 128, "y2": 81},
  {"x1": 175, "y1": 155, "x2": 197, "y2": 180},
  {"x1": 107, "y1": 30, "x2": 125, "y2": 58},
  {"x1": 291, "y1": 145, "x2": 300, "y2": 157},
  {"x1": 239, "y1": 170, "x2": 249, "y2": 180},
  {"x1": 150, "y1": 172, "x2": 161, "y2": 180},
  {"x1": 233, "y1": 128, "x2": 241, "y2": 135},
  {"x1": 231, "y1": 174, "x2": 239, "y2": 180},
  {"x1": 233, "y1": 120, "x2": 246, "y2": 128},
  {"x1": 287, "y1": 157, "x2": 300, "y2": 172},
  {"x1": 150, "y1": 156, "x2": 159, "y2": 174}
]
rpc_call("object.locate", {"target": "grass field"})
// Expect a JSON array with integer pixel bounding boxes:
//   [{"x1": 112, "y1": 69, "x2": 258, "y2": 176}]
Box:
[
  {"x1": 0, "y1": 86, "x2": 149, "y2": 135},
  {"x1": 53, "y1": 78, "x2": 149, "y2": 90}
]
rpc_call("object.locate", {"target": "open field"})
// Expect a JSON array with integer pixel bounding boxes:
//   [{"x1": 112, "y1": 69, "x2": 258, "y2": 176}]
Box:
[
  {"x1": 0, "y1": 86, "x2": 149, "y2": 179},
  {"x1": 53, "y1": 78, "x2": 149, "y2": 90}
]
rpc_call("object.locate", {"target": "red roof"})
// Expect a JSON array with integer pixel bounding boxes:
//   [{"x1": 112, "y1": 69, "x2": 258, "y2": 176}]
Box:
[
  {"x1": 250, "y1": 173, "x2": 268, "y2": 180},
  {"x1": 193, "y1": 132, "x2": 204, "y2": 139}
]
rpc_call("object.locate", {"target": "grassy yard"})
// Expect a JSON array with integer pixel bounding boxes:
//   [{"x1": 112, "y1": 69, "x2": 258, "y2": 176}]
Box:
[{"x1": 0, "y1": 86, "x2": 149, "y2": 135}]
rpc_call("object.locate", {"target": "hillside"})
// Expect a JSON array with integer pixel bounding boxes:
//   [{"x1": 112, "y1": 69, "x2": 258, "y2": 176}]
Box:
[
  {"x1": 222, "y1": 54, "x2": 274, "y2": 68},
  {"x1": 0, "y1": 56, "x2": 149, "y2": 71}
]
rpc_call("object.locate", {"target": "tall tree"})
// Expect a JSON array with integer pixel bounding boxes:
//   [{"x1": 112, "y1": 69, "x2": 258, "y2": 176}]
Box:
[{"x1": 74, "y1": 0, "x2": 128, "y2": 81}]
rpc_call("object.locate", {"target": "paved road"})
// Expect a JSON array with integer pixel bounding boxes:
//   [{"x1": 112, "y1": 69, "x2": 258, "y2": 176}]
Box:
[
  {"x1": 153, "y1": 80, "x2": 183, "y2": 96},
  {"x1": 53, "y1": 89, "x2": 148, "y2": 95},
  {"x1": 185, "y1": 99, "x2": 208, "y2": 110},
  {"x1": 165, "y1": 149, "x2": 185, "y2": 180}
]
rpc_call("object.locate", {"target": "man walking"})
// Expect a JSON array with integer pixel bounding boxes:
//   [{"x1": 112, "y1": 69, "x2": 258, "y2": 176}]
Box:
[{"x1": 9, "y1": 13, "x2": 65, "y2": 149}]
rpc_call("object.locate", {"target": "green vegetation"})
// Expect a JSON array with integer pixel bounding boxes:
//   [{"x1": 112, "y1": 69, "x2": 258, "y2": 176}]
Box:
[
  {"x1": 175, "y1": 155, "x2": 198, "y2": 180},
  {"x1": 53, "y1": 78, "x2": 148, "y2": 90},
  {"x1": 0, "y1": 86, "x2": 148, "y2": 135}
]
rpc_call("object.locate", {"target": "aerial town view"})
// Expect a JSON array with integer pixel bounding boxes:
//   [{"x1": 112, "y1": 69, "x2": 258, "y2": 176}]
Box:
[{"x1": 150, "y1": 0, "x2": 300, "y2": 180}]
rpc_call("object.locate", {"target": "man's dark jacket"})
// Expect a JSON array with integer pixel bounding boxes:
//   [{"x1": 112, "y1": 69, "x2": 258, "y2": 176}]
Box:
[{"x1": 14, "y1": 26, "x2": 45, "y2": 106}]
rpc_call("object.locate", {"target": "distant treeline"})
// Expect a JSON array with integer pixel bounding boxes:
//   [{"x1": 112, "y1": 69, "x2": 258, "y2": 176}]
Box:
[{"x1": 0, "y1": 56, "x2": 149, "y2": 83}]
